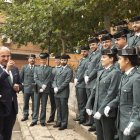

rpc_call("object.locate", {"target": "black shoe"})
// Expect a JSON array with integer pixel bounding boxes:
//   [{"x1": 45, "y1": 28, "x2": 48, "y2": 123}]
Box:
[
  {"x1": 78, "y1": 120, "x2": 86, "y2": 124},
  {"x1": 47, "y1": 119, "x2": 54, "y2": 123},
  {"x1": 21, "y1": 117, "x2": 28, "y2": 121},
  {"x1": 73, "y1": 118, "x2": 80, "y2": 121},
  {"x1": 30, "y1": 122, "x2": 37, "y2": 127},
  {"x1": 58, "y1": 126, "x2": 67, "y2": 130},
  {"x1": 41, "y1": 123, "x2": 46, "y2": 127},
  {"x1": 88, "y1": 126, "x2": 96, "y2": 132},
  {"x1": 53, "y1": 124, "x2": 61, "y2": 128},
  {"x1": 83, "y1": 122, "x2": 92, "y2": 126},
  {"x1": 94, "y1": 131, "x2": 97, "y2": 135}
]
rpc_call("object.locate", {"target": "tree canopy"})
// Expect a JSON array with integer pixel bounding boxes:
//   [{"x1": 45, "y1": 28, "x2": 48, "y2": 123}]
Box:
[{"x1": 0, "y1": 0, "x2": 140, "y2": 53}]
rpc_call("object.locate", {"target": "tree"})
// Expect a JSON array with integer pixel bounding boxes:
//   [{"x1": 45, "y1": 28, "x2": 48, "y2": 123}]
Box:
[{"x1": 0, "y1": 0, "x2": 140, "y2": 53}]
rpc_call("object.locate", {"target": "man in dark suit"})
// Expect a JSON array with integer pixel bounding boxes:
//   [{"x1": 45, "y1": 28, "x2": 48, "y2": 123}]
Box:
[
  {"x1": 0, "y1": 46, "x2": 22, "y2": 140},
  {"x1": 20, "y1": 54, "x2": 36, "y2": 121}
]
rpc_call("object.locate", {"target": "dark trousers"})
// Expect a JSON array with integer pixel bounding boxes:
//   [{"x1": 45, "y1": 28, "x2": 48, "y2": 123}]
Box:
[
  {"x1": 95, "y1": 116, "x2": 115, "y2": 140},
  {"x1": 76, "y1": 87, "x2": 87, "y2": 121},
  {"x1": 0, "y1": 103, "x2": 16, "y2": 140},
  {"x1": 23, "y1": 92, "x2": 34, "y2": 118},
  {"x1": 55, "y1": 97, "x2": 68, "y2": 127},
  {"x1": 48, "y1": 88, "x2": 56, "y2": 121}
]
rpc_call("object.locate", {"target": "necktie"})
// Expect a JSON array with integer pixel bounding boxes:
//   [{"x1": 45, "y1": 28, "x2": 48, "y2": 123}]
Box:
[
  {"x1": 60, "y1": 67, "x2": 63, "y2": 73},
  {"x1": 8, "y1": 71, "x2": 13, "y2": 85},
  {"x1": 121, "y1": 73, "x2": 127, "y2": 85},
  {"x1": 30, "y1": 65, "x2": 33, "y2": 70}
]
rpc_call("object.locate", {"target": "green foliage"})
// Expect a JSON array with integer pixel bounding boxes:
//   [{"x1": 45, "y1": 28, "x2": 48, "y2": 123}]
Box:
[{"x1": 0, "y1": 0, "x2": 140, "y2": 53}]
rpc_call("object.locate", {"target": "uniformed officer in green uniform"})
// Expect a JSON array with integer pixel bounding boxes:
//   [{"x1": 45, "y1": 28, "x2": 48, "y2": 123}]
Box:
[
  {"x1": 74, "y1": 46, "x2": 89, "y2": 124},
  {"x1": 101, "y1": 34, "x2": 116, "y2": 49},
  {"x1": 20, "y1": 54, "x2": 36, "y2": 121},
  {"x1": 47, "y1": 55, "x2": 61, "y2": 123},
  {"x1": 84, "y1": 37, "x2": 101, "y2": 126},
  {"x1": 93, "y1": 48, "x2": 121, "y2": 140},
  {"x1": 53, "y1": 54, "x2": 73, "y2": 130},
  {"x1": 30, "y1": 53, "x2": 52, "y2": 127},
  {"x1": 104, "y1": 48, "x2": 140, "y2": 140},
  {"x1": 128, "y1": 16, "x2": 140, "y2": 48},
  {"x1": 113, "y1": 28, "x2": 130, "y2": 49}
]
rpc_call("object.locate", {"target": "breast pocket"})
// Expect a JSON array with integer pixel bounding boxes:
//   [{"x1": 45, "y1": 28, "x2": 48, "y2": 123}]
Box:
[
  {"x1": 102, "y1": 79, "x2": 110, "y2": 89},
  {"x1": 122, "y1": 88, "x2": 132, "y2": 102}
]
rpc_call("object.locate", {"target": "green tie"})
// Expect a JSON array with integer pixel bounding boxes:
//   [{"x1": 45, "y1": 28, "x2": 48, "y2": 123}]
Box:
[{"x1": 8, "y1": 75, "x2": 12, "y2": 85}]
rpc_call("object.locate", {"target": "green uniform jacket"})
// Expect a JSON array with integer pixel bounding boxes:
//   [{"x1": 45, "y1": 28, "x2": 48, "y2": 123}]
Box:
[
  {"x1": 128, "y1": 33, "x2": 140, "y2": 48},
  {"x1": 20, "y1": 64, "x2": 36, "y2": 93},
  {"x1": 52, "y1": 65, "x2": 73, "y2": 98},
  {"x1": 93, "y1": 65, "x2": 121, "y2": 116},
  {"x1": 108, "y1": 68, "x2": 140, "y2": 132},
  {"x1": 75, "y1": 57, "x2": 88, "y2": 88},
  {"x1": 84, "y1": 49, "x2": 101, "y2": 89},
  {"x1": 34, "y1": 65, "x2": 52, "y2": 93}
]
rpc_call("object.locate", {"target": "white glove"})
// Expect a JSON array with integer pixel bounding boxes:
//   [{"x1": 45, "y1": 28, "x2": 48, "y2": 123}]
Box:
[
  {"x1": 84, "y1": 76, "x2": 89, "y2": 84},
  {"x1": 42, "y1": 84, "x2": 47, "y2": 90},
  {"x1": 54, "y1": 87, "x2": 58, "y2": 93},
  {"x1": 86, "y1": 109, "x2": 93, "y2": 116},
  {"x1": 123, "y1": 122, "x2": 133, "y2": 136},
  {"x1": 104, "y1": 106, "x2": 111, "y2": 117},
  {"x1": 94, "y1": 112, "x2": 102, "y2": 120},
  {"x1": 74, "y1": 78, "x2": 78, "y2": 86},
  {"x1": 39, "y1": 88, "x2": 44, "y2": 93},
  {"x1": 0, "y1": 95, "x2": 2, "y2": 98}
]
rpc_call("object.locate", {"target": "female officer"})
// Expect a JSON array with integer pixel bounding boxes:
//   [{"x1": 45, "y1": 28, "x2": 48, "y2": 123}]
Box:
[
  {"x1": 104, "y1": 48, "x2": 140, "y2": 140},
  {"x1": 93, "y1": 48, "x2": 121, "y2": 140}
]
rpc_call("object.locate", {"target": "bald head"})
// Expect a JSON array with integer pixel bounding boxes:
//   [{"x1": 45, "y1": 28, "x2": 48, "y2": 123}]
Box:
[
  {"x1": 0, "y1": 46, "x2": 10, "y2": 52},
  {"x1": 0, "y1": 46, "x2": 11, "y2": 66}
]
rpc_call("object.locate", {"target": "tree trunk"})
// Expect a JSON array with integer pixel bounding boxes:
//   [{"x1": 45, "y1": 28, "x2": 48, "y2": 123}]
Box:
[
  {"x1": 104, "y1": 15, "x2": 111, "y2": 32},
  {"x1": 61, "y1": 38, "x2": 65, "y2": 54}
]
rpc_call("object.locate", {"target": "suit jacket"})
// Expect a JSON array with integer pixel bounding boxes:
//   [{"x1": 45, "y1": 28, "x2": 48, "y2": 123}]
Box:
[
  {"x1": 0, "y1": 66, "x2": 21, "y2": 117},
  {"x1": 52, "y1": 65, "x2": 73, "y2": 98},
  {"x1": 93, "y1": 65, "x2": 121, "y2": 117},
  {"x1": 108, "y1": 67, "x2": 140, "y2": 131},
  {"x1": 84, "y1": 49, "x2": 101, "y2": 89},
  {"x1": 75, "y1": 57, "x2": 88, "y2": 88},
  {"x1": 20, "y1": 64, "x2": 36, "y2": 93},
  {"x1": 34, "y1": 65, "x2": 52, "y2": 93}
]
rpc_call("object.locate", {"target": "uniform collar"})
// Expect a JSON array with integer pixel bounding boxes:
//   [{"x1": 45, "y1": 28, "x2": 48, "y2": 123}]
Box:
[
  {"x1": 123, "y1": 44, "x2": 128, "y2": 49},
  {"x1": 135, "y1": 32, "x2": 140, "y2": 36},
  {"x1": 104, "y1": 64, "x2": 112, "y2": 70},
  {"x1": 29, "y1": 64, "x2": 34, "y2": 68},
  {"x1": 62, "y1": 65, "x2": 67, "y2": 69},
  {"x1": 125, "y1": 67, "x2": 134, "y2": 75},
  {"x1": 56, "y1": 65, "x2": 61, "y2": 68}
]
